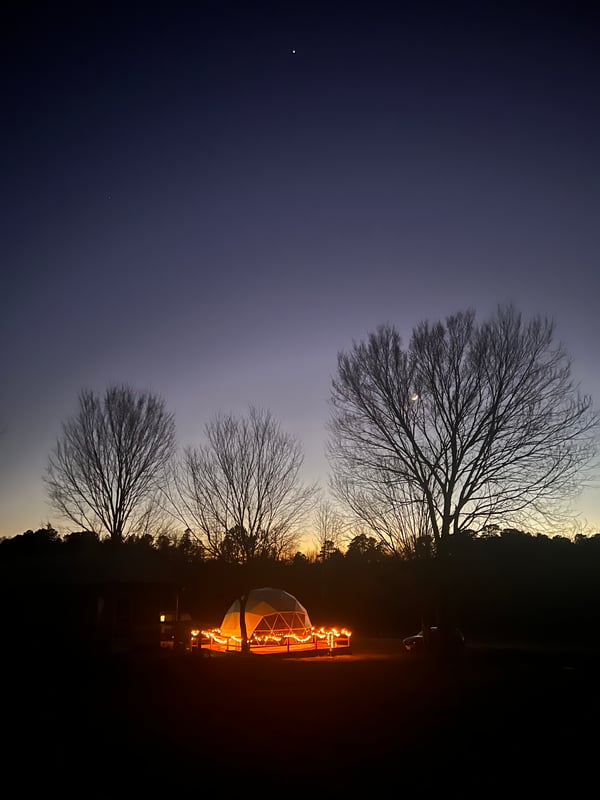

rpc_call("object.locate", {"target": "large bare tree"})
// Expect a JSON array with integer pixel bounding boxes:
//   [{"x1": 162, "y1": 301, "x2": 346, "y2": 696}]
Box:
[
  {"x1": 45, "y1": 385, "x2": 176, "y2": 542},
  {"x1": 328, "y1": 305, "x2": 598, "y2": 556},
  {"x1": 173, "y1": 406, "x2": 318, "y2": 563}
]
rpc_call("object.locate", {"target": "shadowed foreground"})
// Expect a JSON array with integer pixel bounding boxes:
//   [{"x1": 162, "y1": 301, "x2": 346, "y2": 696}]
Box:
[{"x1": 6, "y1": 637, "x2": 599, "y2": 796}]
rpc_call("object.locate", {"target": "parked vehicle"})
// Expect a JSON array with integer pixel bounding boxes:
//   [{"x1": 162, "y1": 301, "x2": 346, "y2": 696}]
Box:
[{"x1": 403, "y1": 626, "x2": 465, "y2": 653}]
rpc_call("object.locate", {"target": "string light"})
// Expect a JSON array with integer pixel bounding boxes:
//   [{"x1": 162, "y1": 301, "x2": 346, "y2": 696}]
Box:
[{"x1": 195, "y1": 625, "x2": 352, "y2": 654}]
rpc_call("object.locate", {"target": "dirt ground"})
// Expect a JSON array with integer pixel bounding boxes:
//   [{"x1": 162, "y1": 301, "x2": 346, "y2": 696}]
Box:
[{"x1": 6, "y1": 636, "x2": 599, "y2": 796}]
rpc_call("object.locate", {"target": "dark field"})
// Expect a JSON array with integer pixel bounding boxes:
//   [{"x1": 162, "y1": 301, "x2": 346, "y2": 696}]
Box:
[{"x1": 6, "y1": 636, "x2": 599, "y2": 796}]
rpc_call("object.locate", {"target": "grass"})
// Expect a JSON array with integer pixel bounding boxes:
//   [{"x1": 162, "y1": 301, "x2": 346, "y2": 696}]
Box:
[{"x1": 6, "y1": 636, "x2": 599, "y2": 795}]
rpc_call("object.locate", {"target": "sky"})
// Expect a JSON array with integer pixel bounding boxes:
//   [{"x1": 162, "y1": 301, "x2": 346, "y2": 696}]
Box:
[{"x1": 2, "y1": 1, "x2": 599, "y2": 543}]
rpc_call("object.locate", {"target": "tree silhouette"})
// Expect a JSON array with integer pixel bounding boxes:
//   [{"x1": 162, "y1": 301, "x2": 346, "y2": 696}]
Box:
[
  {"x1": 172, "y1": 406, "x2": 318, "y2": 563},
  {"x1": 45, "y1": 384, "x2": 176, "y2": 542},
  {"x1": 328, "y1": 305, "x2": 599, "y2": 632}
]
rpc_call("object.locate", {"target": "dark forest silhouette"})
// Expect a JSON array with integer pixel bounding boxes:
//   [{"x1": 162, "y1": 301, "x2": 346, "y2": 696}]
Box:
[
  {"x1": 3, "y1": 523, "x2": 600, "y2": 653},
  {"x1": 4, "y1": 523, "x2": 600, "y2": 796}
]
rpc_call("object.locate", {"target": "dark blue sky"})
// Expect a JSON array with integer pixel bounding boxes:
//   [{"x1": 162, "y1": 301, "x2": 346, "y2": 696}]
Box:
[{"x1": 2, "y1": 1, "x2": 599, "y2": 540}]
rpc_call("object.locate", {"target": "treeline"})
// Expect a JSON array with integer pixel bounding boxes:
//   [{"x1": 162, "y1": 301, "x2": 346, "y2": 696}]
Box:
[{"x1": 2, "y1": 525, "x2": 600, "y2": 650}]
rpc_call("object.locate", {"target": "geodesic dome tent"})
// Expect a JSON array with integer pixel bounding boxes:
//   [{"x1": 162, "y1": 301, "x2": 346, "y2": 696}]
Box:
[{"x1": 219, "y1": 587, "x2": 312, "y2": 640}]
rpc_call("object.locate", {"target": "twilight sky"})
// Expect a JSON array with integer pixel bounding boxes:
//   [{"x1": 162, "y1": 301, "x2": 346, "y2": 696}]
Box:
[{"x1": 2, "y1": 1, "x2": 599, "y2": 542}]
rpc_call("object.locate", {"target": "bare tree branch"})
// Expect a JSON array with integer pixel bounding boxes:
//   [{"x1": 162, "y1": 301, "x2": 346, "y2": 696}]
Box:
[
  {"x1": 45, "y1": 385, "x2": 176, "y2": 542},
  {"x1": 171, "y1": 406, "x2": 318, "y2": 562},
  {"x1": 312, "y1": 498, "x2": 347, "y2": 555},
  {"x1": 328, "y1": 305, "x2": 599, "y2": 553}
]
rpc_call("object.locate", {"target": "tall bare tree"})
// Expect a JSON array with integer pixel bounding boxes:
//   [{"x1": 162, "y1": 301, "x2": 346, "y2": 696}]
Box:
[
  {"x1": 173, "y1": 406, "x2": 318, "y2": 563},
  {"x1": 45, "y1": 385, "x2": 176, "y2": 542},
  {"x1": 328, "y1": 305, "x2": 598, "y2": 569}
]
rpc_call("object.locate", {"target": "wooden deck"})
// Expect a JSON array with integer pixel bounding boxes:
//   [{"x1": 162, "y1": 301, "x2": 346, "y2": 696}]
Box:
[{"x1": 195, "y1": 631, "x2": 352, "y2": 657}]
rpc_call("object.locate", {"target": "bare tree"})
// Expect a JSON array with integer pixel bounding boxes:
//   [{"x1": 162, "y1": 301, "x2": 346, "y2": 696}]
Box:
[
  {"x1": 45, "y1": 385, "x2": 176, "y2": 542},
  {"x1": 172, "y1": 406, "x2": 318, "y2": 563},
  {"x1": 312, "y1": 498, "x2": 346, "y2": 556},
  {"x1": 328, "y1": 305, "x2": 598, "y2": 556}
]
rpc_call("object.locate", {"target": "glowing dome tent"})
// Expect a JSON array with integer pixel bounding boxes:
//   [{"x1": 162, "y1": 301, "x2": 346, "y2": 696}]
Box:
[
  {"x1": 200, "y1": 586, "x2": 351, "y2": 655},
  {"x1": 219, "y1": 587, "x2": 312, "y2": 641}
]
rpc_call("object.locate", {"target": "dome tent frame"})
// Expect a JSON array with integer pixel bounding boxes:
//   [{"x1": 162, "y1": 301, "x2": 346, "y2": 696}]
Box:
[
  {"x1": 220, "y1": 587, "x2": 313, "y2": 641},
  {"x1": 201, "y1": 587, "x2": 352, "y2": 656}
]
